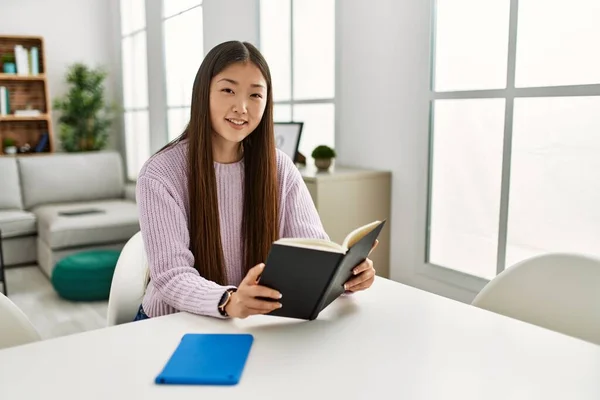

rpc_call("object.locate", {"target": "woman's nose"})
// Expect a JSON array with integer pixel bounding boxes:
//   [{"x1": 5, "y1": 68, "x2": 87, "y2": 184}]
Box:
[{"x1": 232, "y1": 98, "x2": 248, "y2": 114}]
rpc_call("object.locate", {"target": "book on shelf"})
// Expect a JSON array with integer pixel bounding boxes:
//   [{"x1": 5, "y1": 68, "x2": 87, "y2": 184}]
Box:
[
  {"x1": 14, "y1": 109, "x2": 41, "y2": 116},
  {"x1": 35, "y1": 132, "x2": 49, "y2": 152},
  {"x1": 14, "y1": 45, "x2": 30, "y2": 76},
  {"x1": 29, "y1": 47, "x2": 39, "y2": 75},
  {"x1": 0, "y1": 86, "x2": 10, "y2": 115}
]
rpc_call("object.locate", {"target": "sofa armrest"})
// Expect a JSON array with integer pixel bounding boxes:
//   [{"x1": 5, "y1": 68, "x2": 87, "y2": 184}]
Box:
[{"x1": 124, "y1": 183, "x2": 136, "y2": 203}]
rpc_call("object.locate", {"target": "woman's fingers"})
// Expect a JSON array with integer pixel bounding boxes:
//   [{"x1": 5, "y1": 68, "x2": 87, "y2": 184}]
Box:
[
  {"x1": 351, "y1": 259, "x2": 372, "y2": 276},
  {"x1": 246, "y1": 285, "x2": 281, "y2": 301},
  {"x1": 348, "y1": 276, "x2": 375, "y2": 292},
  {"x1": 242, "y1": 263, "x2": 265, "y2": 285},
  {"x1": 344, "y1": 265, "x2": 375, "y2": 291},
  {"x1": 244, "y1": 297, "x2": 282, "y2": 312}
]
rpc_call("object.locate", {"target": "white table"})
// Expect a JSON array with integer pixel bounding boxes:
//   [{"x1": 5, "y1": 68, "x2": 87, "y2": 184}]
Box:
[{"x1": 1, "y1": 278, "x2": 599, "y2": 399}]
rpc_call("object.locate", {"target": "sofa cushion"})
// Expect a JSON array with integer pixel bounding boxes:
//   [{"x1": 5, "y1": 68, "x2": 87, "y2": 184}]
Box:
[
  {"x1": 0, "y1": 210, "x2": 36, "y2": 238},
  {"x1": 34, "y1": 200, "x2": 139, "y2": 249},
  {"x1": 0, "y1": 158, "x2": 24, "y2": 210},
  {"x1": 18, "y1": 151, "x2": 125, "y2": 210},
  {"x1": 51, "y1": 250, "x2": 121, "y2": 301}
]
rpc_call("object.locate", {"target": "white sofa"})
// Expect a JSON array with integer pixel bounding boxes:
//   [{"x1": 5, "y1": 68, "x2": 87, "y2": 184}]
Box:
[{"x1": 0, "y1": 151, "x2": 139, "y2": 277}]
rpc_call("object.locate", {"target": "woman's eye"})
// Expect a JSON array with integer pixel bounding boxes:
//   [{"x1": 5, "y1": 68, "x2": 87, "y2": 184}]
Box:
[
  {"x1": 222, "y1": 88, "x2": 234, "y2": 94},
  {"x1": 251, "y1": 94, "x2": 263, "y2": 99}
]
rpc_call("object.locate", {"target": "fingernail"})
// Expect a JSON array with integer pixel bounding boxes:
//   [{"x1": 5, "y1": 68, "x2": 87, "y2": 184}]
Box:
[
  {"x1": 278, "y1": 303, "x2": 282, "y2": 308},
  {"x1": 344, "y1": 284, "x2": 348, "y2": 290},
  {"x1": 353, "y1": 269, "x2": 359, "y2": 275},
  {"x1": 278, "y1": 293, "x2": 282, "y2": 299},
  {"x1": 260, "y1": 263, "x2": 265, "y2": 269}
]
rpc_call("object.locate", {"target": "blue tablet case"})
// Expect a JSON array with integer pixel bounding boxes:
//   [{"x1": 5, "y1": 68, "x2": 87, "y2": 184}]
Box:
[{"x1": 155, "y1": 333, "x2": 254, "y2": 385}]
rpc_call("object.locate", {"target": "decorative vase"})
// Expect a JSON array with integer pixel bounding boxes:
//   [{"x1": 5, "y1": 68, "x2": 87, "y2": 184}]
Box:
[
  {"x1": 3, "y1": 63, "x2": 16, "y2": 74},
  {"x1": 315, "y1": 158, "x2": 332, "y2": 171},
  {"x1": 4, "y1": 146, "x2": 17, "y2": 155}
]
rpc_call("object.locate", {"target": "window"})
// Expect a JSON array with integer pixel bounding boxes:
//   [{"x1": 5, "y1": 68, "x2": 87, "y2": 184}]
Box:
[
  {"x1": 163, "y1": 1, "x2": 203, "y2": 140},
  {"x1": 119, "y1": 0, "x2": 204, "y2": 179},
  {"x1": 120, "y1": 0, "x2": 150, "y2": 180},
  {"x1": 259, "y1": 0, "x2": 336, "y2": 158},
  {"x1": 428, "y1": 0, "x2": 600, "y2": 281}
]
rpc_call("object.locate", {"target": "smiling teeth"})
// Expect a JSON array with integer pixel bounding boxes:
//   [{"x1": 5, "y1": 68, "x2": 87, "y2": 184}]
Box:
[{"x1": 227, "y1": 119, "x2": 245, "y2": 125}]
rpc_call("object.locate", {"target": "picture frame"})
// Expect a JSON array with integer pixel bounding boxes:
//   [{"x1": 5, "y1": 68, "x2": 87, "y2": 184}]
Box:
[{"x1": 274, "y1": 122, "x2": 303, "y2": 163}]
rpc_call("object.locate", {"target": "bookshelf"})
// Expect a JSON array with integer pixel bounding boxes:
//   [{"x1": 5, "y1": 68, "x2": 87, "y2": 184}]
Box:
[{"x1": 0, "y1": 35, "x2": 53, "y2": 156}]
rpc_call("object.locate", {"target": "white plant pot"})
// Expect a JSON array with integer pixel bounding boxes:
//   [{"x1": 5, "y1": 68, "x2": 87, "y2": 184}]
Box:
[
  {"x1": 4, "y1": 146, "x2": 17, "y2": 155},
  {"x1": 315, "y1": 158, "x2": 332, "y2": 171}
]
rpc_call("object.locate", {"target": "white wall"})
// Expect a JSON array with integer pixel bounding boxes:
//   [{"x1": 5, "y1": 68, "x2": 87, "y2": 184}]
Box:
[
  {"x1": 0, "y1": 0, "x2": 121, "y2": 151},
  {"x1": 336, "y1": 0, "x2": 477, "y2": 302},
  {"x1": 202, "y1": 0, "x2": 260, "y2": 54}
]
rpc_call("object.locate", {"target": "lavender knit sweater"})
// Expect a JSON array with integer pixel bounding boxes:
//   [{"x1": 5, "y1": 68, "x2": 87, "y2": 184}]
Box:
[{"x1": 136, "y1": 140, "x2": 329, "y2": 318}]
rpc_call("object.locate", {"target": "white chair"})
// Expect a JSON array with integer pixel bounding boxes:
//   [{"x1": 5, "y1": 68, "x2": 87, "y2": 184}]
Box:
[
  {"x1": 0, "y1": 292, "x2": 41, "y2": 349},
  {"x1": 472, "y1": 252, "x2": 600, "y2": 345},
  {"x1": 106, "y1": 231, "x2": 149, "y2": 326}
]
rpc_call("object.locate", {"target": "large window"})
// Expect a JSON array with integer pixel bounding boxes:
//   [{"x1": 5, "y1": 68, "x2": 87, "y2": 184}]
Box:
[
  {"x1": 120, "y1": 0, "x2": 150, "y2": 180},
  {"x1": 119, "y1": 0, "x2": 203, "y2": 179},
  {"x1": 163, "y1": 1, "x2": 203, "y2": 140},
  {"x1": 259, "y1": 0, "x2": 336, "y2": 158},
  {"x1": 428, "y1": 0, "x2": 600, "y2": 281}
]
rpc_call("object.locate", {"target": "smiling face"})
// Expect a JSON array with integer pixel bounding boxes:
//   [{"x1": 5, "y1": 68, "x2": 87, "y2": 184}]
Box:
[{"x1": 209, "y1": 62, "x2": 268, "y2": 147}]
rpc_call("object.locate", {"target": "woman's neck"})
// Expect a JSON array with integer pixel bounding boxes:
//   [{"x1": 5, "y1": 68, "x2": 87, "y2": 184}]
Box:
[{"x1": 212, "y1": 135, "x2": 243, "y2": 164}]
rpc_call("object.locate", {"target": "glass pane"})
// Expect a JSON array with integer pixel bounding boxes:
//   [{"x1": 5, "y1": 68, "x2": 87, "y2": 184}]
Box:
[
  {"x1": 163, "y1": 0, "x2": 202, "y2": 18},
  {"x1": 274, "y1": 104, "x2": 291, "y2": 122},
  {"x1": 434, "y1": 0, "x2": 510, "y2": 91},
  {"x1": 515, "y1": 0, "x2": 600, "y2": 87},
  {"x1": 293, "y1": 0, "x2": 335, "y2": 100},
  {"x1": 164, "y1": 7, "x2": 204, "y2": 107},
  {"x1": 120, "y1": 0, "x2": 145, "y2": 35},
  {"x1": 167, "y1": 107, "x2": 190, "y2": 141},
  {"x1": 293, "y1": 103, "x2": 335, "y2": 160},
  {"x1": 428, "y1": 99, "x2": 505, "y2": 279},
  {"x1": 506, "y1": 97, "x2": 600, "y2": 267},
  {"x1": 122, "y1": 32, "x2": 149, "y2": 108},
  {"x1": 260, "y1": 0, "x2": 291, "y2": 102},
  {"x1": 124, "y1": 110, "x2": 151, "y2": 180}
]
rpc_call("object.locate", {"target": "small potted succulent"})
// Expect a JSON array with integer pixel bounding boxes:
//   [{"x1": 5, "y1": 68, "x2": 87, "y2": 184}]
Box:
[
  {"x1": 3, "y1": 137, "x2": 17, "y2": 155},
  {"x1": 311, "y1": 145, "x2": 336, "y2": 172}
]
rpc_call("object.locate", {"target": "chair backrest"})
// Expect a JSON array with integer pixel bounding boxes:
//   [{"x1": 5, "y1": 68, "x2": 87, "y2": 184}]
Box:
[
  {"x1": 472, "y1": 253, "x2": 600, "y2": 345},
  {"x1": 106, "y1": 231, "x2": 149, "y2": 326},
  {"x1": 0, "y1": 293, "x2": 41, "y2": 349}
]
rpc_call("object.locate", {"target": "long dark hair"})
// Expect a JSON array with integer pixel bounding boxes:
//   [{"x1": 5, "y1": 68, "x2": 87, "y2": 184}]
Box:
[{"x1": 160, "y1": 41, "x2": 279, "y2": 285}]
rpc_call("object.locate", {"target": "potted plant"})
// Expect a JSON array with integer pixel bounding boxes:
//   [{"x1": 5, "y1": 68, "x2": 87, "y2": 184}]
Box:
[
  {"x1": 311, "y1": 145, "x2": 336, "y2": 171},
  {"x1": 1, "y1": 53, "x2": 16, "y2": 74},
  {"x1": 3, "y1": 137, "x2": 17, "y2": 155},
  {"x1": 53, "y1": 63, "x2": 115, "y2": 152}
]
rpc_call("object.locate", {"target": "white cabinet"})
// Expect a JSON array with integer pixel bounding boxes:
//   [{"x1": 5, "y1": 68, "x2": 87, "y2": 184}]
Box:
[{"x1": 300, "y1": 165, "x2": 392, "y2": 278}]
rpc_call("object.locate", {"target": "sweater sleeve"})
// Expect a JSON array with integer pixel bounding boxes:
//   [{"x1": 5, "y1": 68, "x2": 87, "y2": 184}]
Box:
[
  {"x1": 137, "y1": 175, "x2": 235, "y2": 318},
  {"x1": 281, "y1": 161, "x2": 330, "y2": 240}
]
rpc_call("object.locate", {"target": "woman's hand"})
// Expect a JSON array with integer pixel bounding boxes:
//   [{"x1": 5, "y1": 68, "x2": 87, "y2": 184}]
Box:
[
  {"x1": 225, "y1": 263, "x2": 282, "y2": 319},
  {"x1": 344, "y1": 240, "x2": 378, "y2": 293}
]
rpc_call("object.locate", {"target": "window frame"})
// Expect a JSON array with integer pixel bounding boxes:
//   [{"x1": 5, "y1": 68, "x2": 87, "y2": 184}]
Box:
[
  {"x1": 117, "y1": 0, "x2": 203, "y2": 181},
  {"x1": 260, "y1": 0, "x2": 336, "y2": 152},
  {"x1": 425, "y1": 0, "x2": 600, "y2": 291}
]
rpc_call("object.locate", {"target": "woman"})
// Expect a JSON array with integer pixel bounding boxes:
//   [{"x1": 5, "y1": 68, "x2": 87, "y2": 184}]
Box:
[{"x1": 135, "y1": 41, "x2": 376, "y2": 320}]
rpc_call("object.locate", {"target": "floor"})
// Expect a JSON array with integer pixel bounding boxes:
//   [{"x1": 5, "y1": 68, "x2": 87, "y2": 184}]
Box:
[{"x1": 5, "y1": 265, "x2": 108, "y2": 340}]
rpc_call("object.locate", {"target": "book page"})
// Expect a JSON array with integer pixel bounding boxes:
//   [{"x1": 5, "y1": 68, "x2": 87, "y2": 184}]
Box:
[
  {"x1": 342, "y1": 220, "x2": 382, "y2": 249},
  {"x1": 273, "y1": 238, "x2": 345, "y2": 253}
]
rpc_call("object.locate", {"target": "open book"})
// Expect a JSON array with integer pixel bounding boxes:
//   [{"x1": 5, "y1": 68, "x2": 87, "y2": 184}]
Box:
[
  {"x1": 272, "y1": 220, "x2": 383, "y2": 254},
  {"x1": 259, "y1": 220, "x2": 386, "y2": 320}
]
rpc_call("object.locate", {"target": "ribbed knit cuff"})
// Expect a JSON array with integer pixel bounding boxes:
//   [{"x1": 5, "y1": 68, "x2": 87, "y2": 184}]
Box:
[{"x1": 197, "y1": 285, "x2": 237, "y2": 318}]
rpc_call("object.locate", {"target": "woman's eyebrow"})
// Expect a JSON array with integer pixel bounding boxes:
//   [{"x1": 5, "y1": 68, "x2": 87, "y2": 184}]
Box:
[{"x1": 218, "y1": 78, "x2": 265, "y2": 89}]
